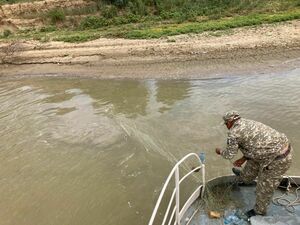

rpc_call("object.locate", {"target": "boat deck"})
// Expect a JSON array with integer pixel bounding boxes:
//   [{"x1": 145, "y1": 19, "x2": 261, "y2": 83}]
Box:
[{"x1": 182, "y1": 176, "x2": 300, "y2": 225}]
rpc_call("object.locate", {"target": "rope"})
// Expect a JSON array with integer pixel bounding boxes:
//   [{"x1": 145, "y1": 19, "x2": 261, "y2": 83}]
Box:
[{"x1": 272, "y1": 176, "x2": 300, "y2": 213}]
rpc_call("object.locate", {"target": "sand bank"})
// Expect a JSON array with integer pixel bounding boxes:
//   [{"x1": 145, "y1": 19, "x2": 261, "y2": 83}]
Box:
[{"x1": 0, "y1": 20, "x2": 299, "y2": 79}]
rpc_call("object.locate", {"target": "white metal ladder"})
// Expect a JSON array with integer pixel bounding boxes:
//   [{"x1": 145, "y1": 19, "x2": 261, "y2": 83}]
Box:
[{"x1": 148, "y1": 153, "x2": 206, "y2": 225}]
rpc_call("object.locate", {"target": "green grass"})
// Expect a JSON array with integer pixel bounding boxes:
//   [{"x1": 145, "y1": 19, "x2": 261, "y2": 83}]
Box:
[
  {"x1": 125, "y1": 10, "x2": 300, "y2": 39},
  {"x1": 72, "y1": 0, "x2": 300, "y2": 29},
  {"x1": 0, "y1": 0, "x2": 37, "y2": 4},
  {"x1": 47, "y1": 9, "x2": 66, "y2": 24},
  {"x1": 53, "y1": 32, "x2": 101, "y2": 42},
  {"x1": 0, "y1": 0, "x2": 299, "y2": 43},
  {"x1": 4, "y1": 9, "x2": 297, "y2": 43},
  {"x1": 2, "y1": 29, "x2": 12, "y2": 38}
]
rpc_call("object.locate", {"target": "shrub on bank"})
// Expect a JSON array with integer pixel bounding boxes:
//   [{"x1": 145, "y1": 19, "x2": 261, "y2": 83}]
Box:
[
  {"x1": 0, "y1": 0, "x2": 28, "y2": 4},
  {"x1": 79, "y1": 13, "x2": 143, "y2": 29},
  {"x1": 101, "y1": 5, "x2": 118, "y2": 18},
  {"x1": 48, "y1": 9, "x2": 66, "y2": 24},
  {"x1": 2, "y1": 29, "x2": 12, "y2": 37},
  {"x1": 39, "y1": 26, "x2": 57, "y2": 32},
  {"x1": 79, "y1": 16, "x2": 109, "y2": 29}
]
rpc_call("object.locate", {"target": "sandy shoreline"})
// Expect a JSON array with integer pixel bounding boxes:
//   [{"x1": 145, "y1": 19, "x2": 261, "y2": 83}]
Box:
[{"x1": 0, "y1": 21, "x2": 300, "y2": 79}]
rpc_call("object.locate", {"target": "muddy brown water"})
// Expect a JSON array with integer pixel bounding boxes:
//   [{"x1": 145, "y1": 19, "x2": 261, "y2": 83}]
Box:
[{"x1": 0, "y1": 68, "x2": 299, "y2": 225}]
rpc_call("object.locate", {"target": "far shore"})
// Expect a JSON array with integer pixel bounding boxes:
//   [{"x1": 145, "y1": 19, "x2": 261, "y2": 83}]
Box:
[{"x1": 0, "y1": 21, "x2": 299, "y2": 79}]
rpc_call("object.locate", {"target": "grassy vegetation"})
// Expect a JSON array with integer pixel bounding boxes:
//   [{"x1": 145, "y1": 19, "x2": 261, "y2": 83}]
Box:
[
  {"x1": 47, "y1": 9, "x2": 66, "y2": 24},
  {"x1": 0, "y1": 0, "x2": 37, "y2": 4},
  {"x1": 125, "y1": 10, "x2": 300, "y2": 38},
  {"x1": 0, "y1": 0, "x2": 300, "y2": 42},
  {"x1": 2, "y1": 29, "x2": 12, "y2": 38}
]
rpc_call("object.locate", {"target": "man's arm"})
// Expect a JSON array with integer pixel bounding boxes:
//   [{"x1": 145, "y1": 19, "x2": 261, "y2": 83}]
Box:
[
  {"x1": 233, "y1": 156, "x2": 247, "y2": 167},
  {"x1": 220, "y1": 133, "x2": 239, "y2": 159}
]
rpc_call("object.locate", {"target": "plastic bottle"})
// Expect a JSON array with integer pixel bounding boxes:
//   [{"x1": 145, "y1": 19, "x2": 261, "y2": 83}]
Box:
[
  {"x1": 224, "y1": 210, "x2": 237, "y2": 224},
  {"x1": 223, "y1": 209, "x2": 248, "y2": 225}
]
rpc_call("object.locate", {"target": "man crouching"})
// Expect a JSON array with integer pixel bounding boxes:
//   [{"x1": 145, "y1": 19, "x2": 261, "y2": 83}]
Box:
[{"x1": 216, "y1": 111, "x2": 292, "y2": 218}]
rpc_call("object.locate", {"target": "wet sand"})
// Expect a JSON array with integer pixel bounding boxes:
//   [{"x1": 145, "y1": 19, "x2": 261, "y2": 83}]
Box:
[{"x1": 0, "y1": 20, "x2": 300, "y2": 79}]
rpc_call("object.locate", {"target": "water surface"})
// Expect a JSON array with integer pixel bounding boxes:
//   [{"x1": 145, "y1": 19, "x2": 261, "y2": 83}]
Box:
[{"x1": 0, "y1": 69, "x2": 299, "y2": 225}]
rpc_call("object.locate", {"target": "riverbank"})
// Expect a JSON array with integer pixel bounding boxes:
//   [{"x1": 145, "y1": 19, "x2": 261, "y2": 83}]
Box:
[{"x1": 1, "y1": 20, "x2": 300, "y2": 79}]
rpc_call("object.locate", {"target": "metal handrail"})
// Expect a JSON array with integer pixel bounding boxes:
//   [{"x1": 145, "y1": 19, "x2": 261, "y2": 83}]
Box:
[
  {"x1": 161, "y1": 165, "x2": 202, "y2": 225},
  {"x1": 168, "y1": 207, "x2": 176, "y2": 225},
  {"x1": 148, "y1": 153, "x2": 205, "y2": 225}
]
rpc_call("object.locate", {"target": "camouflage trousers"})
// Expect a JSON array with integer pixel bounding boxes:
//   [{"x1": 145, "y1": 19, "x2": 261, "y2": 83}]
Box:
[{"x1": 239, "y1": 148, "x2": 293, "y2": 215}]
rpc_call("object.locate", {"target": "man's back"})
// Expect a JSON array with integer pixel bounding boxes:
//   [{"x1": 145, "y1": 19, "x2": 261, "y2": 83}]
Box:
[{"x1": 230, "y1": 118, "x2": 288, "y2": 161}]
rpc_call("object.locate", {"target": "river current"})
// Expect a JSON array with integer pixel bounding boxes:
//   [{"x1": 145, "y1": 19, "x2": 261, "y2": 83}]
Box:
[{"x1": 0, "y1": 68, "x2": 299, "y2": 225}]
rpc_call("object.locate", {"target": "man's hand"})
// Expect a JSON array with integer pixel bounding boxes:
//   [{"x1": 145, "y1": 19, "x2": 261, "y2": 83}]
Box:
[
  {"x1": 233, "y1": 157, "x2": 247, "y2": 167},
  {"x1": 215, "y1": 148, "x2": 222, "y2": 155}
]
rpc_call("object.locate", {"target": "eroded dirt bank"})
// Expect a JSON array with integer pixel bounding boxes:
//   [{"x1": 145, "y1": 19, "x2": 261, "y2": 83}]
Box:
[
  {"x1": 0, "y1": 0, "x2": 94, "y2": 31},
  {"x1": 0, "y1": 20, "x2": 300, "y2": 79}
]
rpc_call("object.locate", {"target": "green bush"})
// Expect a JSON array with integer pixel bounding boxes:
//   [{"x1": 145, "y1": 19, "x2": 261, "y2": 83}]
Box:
[
  {"x1": 0, "y1": 0, "x2": 26, "y2": 4},
  {"x1": 107, "y1": 0, "x2": 128, "y2": 7},
  {"x1": 128, "y1": 0, "x2": 148, "y2": 15},
  {"x1": 93, "y1": 0, "x2": 127, "y2": 8},
  {"x1": 101, "y1": 5, "x2": 118, "y2": 18},
  {"x1": 48, "y1": 9, "x2": 66, "y2": 24},
  {"x1": 3, "y1": 0, "x2": 36, "y2": 3},
  {"x1": 39, "y1": 26, "x2": 56, "y2": 32},
  {"x1": 79, "y1": 16, "x2": 109, "y2": 29},
  {"x1": 111, "y1": 16, "x2": 127, "y2": 25},
  {"x1": 124, "y1": 13, "x2": 140, "y2": 23},
  {"x1": 64, "y1": 5, "x2": 98, "y2": 16},
  {"x1": 2, "y1": 29, "x2": 12, "y2": 37},
  {"x1": 54, "y1": 34, "x2": 93, "y2": 43},
  {"x1": 110, "y1": 13, "x2": 141, "y2": 24}
]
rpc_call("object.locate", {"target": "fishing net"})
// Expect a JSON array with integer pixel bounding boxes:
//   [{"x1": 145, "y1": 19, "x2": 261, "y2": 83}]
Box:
[{"x1": 202, "y1": 181, "x2": 243, "y2": 213}]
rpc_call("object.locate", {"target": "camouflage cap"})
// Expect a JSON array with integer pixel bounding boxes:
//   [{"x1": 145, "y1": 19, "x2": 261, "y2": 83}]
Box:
[{"x1": 223, "y1": 111, "x2": 241, "y2": 122}]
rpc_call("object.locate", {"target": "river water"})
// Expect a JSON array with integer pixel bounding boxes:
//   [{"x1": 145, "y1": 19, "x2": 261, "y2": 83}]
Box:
[{"x1": 0, "y1": 68, "x2": 299, "y2": 225}]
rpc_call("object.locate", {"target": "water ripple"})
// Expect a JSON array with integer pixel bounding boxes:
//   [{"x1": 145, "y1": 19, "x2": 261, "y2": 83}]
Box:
[{"x1": 0, "y1": 69, "x2": 299, "y2": 225}]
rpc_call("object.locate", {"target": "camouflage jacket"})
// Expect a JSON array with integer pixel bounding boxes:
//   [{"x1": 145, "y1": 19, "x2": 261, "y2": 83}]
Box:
[{"x1": 221, "y1": 118, "x2": 289, "y2": 164}]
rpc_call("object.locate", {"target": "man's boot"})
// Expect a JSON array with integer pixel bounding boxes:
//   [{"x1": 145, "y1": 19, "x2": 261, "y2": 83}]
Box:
[
  {"x1": 245, "y1": 209, "x2": 265, "y2": 220},
  {"x1": 232, "y1": 167, "x2": 241, "y2": 176}
]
